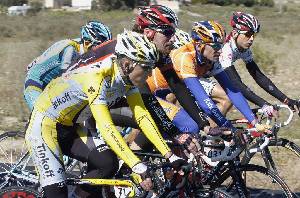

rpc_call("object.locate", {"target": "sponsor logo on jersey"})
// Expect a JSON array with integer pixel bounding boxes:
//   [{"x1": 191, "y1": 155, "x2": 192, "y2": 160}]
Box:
[{"x1": 52, "y1": 92, "x2": 72, "y2": 109}]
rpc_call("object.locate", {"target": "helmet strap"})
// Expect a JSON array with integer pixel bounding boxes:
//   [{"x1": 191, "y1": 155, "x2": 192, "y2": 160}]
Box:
[
  {"x1": 144, "y1": 28, "x2": 156, "y2": 40},
  {"x1": 194, "y1": 43, "x2": 205, "y2": 66},
  {"x1": 114, "y1": 57, "x2": 134, "y2": 86}
]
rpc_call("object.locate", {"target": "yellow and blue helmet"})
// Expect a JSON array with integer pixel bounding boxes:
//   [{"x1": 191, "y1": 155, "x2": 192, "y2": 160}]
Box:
[{"x1": 191, "y1": 20, "x2": 226, "y2": 44}]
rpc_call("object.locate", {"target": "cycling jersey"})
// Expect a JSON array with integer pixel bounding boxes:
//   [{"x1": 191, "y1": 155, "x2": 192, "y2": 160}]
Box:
[
  {"x1": 220, "y1": 36, "x2": 289, "y2": 107},
  {"x1": 26, "y1": 52, "x2": 171, "y2": 187},
  {"x1": 147, "y1": 42, "x2": 256, "y2": 126},
  {"x1": 24, "y1": 39, "x2": 84, "y2": 110},
  {"x1": 147, "y1": 43, "x2": 223, "y2": 93},
  {"x1": 219, "y1": 37, "x2": 253, "y2": 68}
]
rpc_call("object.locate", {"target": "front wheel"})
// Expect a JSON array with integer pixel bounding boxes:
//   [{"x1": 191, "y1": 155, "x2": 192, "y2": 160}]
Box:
[
  {"x1": 242, "y1": 138, "x2": 300, "y2": 192},
  {"x1": 215, "y1": 164, "x2": 294, "y2": 198}
]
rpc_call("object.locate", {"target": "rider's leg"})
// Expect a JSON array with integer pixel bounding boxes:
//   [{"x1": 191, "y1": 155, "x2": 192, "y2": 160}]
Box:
[
  {"x1": 25, "y1": 110, "x2": 68, "y2": 198},
  {"x1": 210, "y1": 83, "x2": 233, "y2": 116},
  {"x1": 62, "y1": 125, "x2": 119, "y2": 198}
]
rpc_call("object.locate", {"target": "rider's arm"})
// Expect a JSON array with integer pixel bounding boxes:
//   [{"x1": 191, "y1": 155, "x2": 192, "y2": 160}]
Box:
[
  {"x1": 161, "y1": 68, "x2": 209, "y2": 129},
  {"x1": 246, "y1": 61, "x2": 289, "y2": 103},
  {"x1": 85, "y1": 73, "x2": 141, "y2": 169},
  {"x1": 126, "y1": 89, "x2": 171, "y2": 157},
  {"x1": 138, "y1": 84, "x2": 181, "y2": 138},
  {"x1": 223, "y1": 65, "x2": 268, "y2": 107},
  {"x1": 215, "y1": 71, "x2": 256, "y2": 123},
  {"x1": 90, "y1": 103, "x2": 141, "y2": 168},
  {"x1": 60, "y1": 45, "x2": 78, "y2": 71},
  {"x1": 183, "y1": 76, "x2": 232, "y2": 127}
]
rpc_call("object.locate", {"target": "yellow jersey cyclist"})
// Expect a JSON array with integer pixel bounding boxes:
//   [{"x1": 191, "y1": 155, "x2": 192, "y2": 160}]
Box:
[
  {"x1": 25, "y1": 30, "x2": 185, "y2": 198},
  {"x1": 24, "y1": 20, "x2": 112, "y2": 110},
  {"x1": 219, "y1": 12, "x2": 300, "y2": 116},
  {"x1": 146, "y1": 21, "x2": 267, "y2": 133}
]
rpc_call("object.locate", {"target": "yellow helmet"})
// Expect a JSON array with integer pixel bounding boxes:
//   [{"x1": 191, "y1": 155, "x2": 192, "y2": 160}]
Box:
[{"x1": 191, "y1": 20, "x2": 226, "y2": 44}]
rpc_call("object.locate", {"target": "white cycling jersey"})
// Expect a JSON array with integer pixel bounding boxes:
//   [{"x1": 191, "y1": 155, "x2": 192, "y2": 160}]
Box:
[{"x1": 218, "y1": 37, "x2": 254, "y2": 69}]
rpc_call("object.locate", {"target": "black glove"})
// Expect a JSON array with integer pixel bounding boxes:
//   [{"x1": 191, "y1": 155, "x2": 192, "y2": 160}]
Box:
[
  {"x1": 285, "y1": 98, "x2": 300, "y2": 116},
  {"x1": 168, "y1": 154, "x2": 189, "y2": 171},
  {"x1": 207, "y1": 127, "x2": 231, "y2": 136}
]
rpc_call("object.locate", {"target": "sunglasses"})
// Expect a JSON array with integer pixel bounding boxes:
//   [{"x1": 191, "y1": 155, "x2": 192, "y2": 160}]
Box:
[
  {"x1": 206, "y1": 42, "x2": 223, "y2": 51},
  {"x1": 153, "y1": 25, "x2": 175, "y2": 37},
  {"x1": 133, "y1": 61, "x2": 155, "y2": 70},
  {"x1": 239, "y1": 31, "x2": 257, "y2": 38}
]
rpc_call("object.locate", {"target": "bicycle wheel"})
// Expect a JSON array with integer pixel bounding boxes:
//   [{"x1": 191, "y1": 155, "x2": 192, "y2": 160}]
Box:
[
  {"x1": 0, "y1": 131, "x2": 38, "y2": 189},
  {"x1": 0, "y1": 186, "x2": 42, "y2": 198},
  {"x1": 242, "y1": 138, "x2": 300, "y2": 192},
  {"x1": 215, "y1": 164, "x2": 294, "y2": 198}
]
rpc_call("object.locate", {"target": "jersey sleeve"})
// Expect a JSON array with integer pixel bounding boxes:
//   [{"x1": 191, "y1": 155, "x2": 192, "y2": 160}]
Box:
[
  {"x1": 126, "y1": 91, "x2": 171, "y2": 157},
  {"x1": 240, "y1": 49, "x2": 253, "y2": 64},
  {"x1": 83, "y1": 73, "x2": 141, "y2": 168},
  {"x1": 60, "y1": 45, "x2": 79, "y2": 70}
]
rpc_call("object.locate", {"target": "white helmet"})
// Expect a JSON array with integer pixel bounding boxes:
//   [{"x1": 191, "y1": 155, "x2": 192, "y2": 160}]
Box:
[
  {"x1": 173, "y1": 29, "x2": 191, "y2": 49},
  {"x1": 115, "y1": 30, "x2": 159, "y2": 67}
]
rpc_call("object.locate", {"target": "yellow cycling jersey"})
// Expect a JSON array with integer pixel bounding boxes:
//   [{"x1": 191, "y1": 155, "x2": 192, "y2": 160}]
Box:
[{"x1": 34, "y1": 55, "x2": 170, "y2": 168}]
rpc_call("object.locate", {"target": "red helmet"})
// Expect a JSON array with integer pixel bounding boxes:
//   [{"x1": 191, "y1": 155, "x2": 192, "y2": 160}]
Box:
[
  {"x1": 230, "y1": 12, "x2": 260, "y2": 33},
  {"x1": 136, "y1": 5, "x2": 179, "y2": 29}
]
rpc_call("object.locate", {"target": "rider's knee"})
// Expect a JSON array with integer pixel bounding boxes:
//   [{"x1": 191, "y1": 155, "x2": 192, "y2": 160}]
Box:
[
  {"x1": 87, "y1": 148, "x2": 119, "y2": 178},
  {"x1": 218, "y1": 96, "x2": 232, "y2": 113},
  {"x1": 43, "y1": 182, "x2": 68, "y2": 198}
]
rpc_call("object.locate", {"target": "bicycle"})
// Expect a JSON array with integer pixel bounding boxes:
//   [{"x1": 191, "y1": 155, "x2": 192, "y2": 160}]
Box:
[
  {"x1": 0, "y1": 130, "x2": 86, "y2": 190},
  {"x1": 132, "y1": 129, "x2": 294, "y2": 198},
  {"x1": 0, "y1": 155, "x2": 234, "y2": 198},
  {"x1": 231, "y1": 104, "x2": 300, "y2": 193}
]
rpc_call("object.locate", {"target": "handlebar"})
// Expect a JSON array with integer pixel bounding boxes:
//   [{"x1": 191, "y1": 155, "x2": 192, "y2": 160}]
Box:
[{"x1": 257, "y1": 104, "x2": 293, "y2": 127}]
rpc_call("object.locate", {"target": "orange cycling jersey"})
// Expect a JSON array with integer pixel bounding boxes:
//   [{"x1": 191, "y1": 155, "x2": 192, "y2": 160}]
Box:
[{"x1": 147, "y1": 42, "x2": 222, "y2": 93}]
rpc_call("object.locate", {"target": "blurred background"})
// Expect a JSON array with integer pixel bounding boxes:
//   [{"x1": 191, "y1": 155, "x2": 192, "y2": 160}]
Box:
[{"x1": 0, "y1": 0, "x2": 299, "y2": 189}]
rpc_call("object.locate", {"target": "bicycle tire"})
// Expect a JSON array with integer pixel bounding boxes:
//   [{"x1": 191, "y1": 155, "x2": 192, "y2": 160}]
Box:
[
  {"x1": 214, "y1": 164, "x2": 294, "y2": 198},
  {"x1": 0, "y1": 131, "x2": 37, "y2": 189},
  {"x1": 269, "y1": 138, "x2": 300, "y2": 157},
  {"x1": 241, "y1": 138, "x2": 300, "y2": 192},
  {"x1": 0, "y1": 186, "x2": 42, "y2": 198}
]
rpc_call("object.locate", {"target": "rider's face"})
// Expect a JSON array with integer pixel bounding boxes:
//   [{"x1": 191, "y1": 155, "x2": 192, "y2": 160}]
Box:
[
  {"x1": 236, "y1": 31, "x2": 256, "y2": 50},
  {"x1": 128, "y1": 64, "x2": 152, "y2": 87},
  {"x1": 202, "y1": 43, "x2": 222, "y2": 62},
  {"x1": 144, "y1": 26, "x2": 176, "y2": 55}
]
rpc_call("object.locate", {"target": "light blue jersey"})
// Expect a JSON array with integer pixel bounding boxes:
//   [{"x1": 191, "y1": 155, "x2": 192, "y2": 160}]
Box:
[{"x1": 24, "y1": 38, "x2": 84, "y2": 110}]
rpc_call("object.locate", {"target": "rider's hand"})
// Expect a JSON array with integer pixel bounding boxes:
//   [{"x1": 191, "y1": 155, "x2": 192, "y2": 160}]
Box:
[
  {"x1": 175, "y1": 133, "x2": 200, "y2": 155},
  {"x1": 254, "y1": 123, "x2": 271, "y2": 133},
  {"x1": 262, "y1": 104, "x2": 278, "y2": 117},
  {"x1": 168, "y1": 153, "x2": 188, "y2": 170},
  {"x1": 132, "y1": 163, "x2": 153, "y2": 191},
  {"x1": 284, "y1": 98, "x2": 300, "y2": 114},
  {"x1": 139, "y1": 178, "x2": 153, "y2": 191},
  {"x1": 207, "y1": 127, "x2": 232, "y2": 136}
]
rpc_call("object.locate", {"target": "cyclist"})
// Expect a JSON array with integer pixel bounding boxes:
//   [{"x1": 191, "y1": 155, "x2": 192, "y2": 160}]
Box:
[
  {"x1": 25, "y1": 31, "x2": 184, "y2": 198},
  {"x1": 220, "y1": 12, "x2": 300, "y2": 116},
  {"x1": 155, "y1": 28, "x2": 232, "y2": 122},
  {"x1": 24, "y1": 20, "x2": 112, "y2": 110},
  {"x1": 146, "y1": 21, "x2": 263, "y2": 131},
  {"x1": 132, "y1": 5, "x2": 211, "y2": 136}
]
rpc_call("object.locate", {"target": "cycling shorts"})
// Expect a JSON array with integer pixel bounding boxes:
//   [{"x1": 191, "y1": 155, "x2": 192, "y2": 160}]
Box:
[{"x1": 25, "y1": 110, "x2": 109, "y2": 187}]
